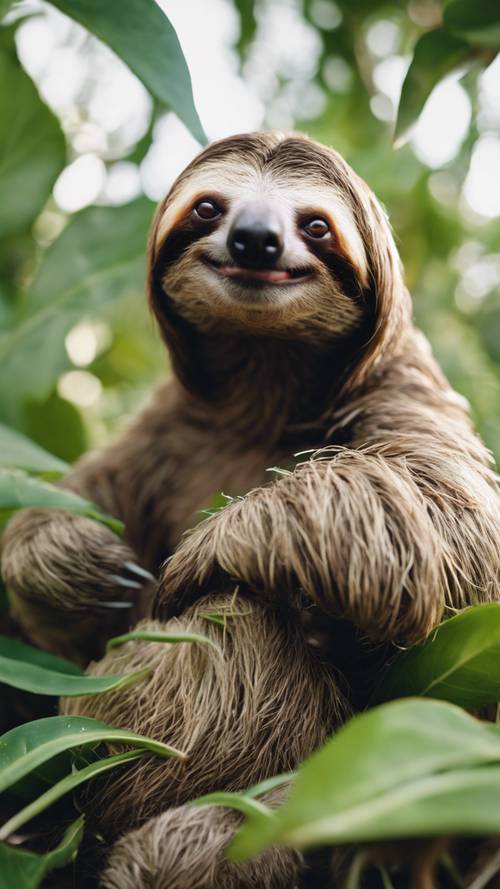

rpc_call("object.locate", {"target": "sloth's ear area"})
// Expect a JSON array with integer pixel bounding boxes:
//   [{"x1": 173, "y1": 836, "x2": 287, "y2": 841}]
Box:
[
  {"x1": 341, "y1": 188, "x2": 411, "y2": 393},
  {"x1": 146, "y1": 198, "x2": 203, "y2": 393}
]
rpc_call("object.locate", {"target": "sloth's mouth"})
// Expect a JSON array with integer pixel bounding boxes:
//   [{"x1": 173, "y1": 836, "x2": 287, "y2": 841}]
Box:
[{"x1": 202, "y1": 256, "x2": 313, "y2": 286}]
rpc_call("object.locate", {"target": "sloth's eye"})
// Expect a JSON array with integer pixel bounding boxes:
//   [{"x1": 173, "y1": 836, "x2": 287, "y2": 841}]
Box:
[
  {"x1": 303, "y1": 218, "x2": 330, "y2": 239},
  {"x1": 194, "y1": 199, "x2": 221, "y2": 221}
]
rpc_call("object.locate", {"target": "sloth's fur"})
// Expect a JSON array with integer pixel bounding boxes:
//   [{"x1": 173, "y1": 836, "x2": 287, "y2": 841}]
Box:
[
  {"x1": 61, "y1": 597, "x2": 347, "y2": 841},
  {"x1": 2, "y1": 131, "x2": 499, "y2": 886},
  {"x1": 100, "y1": 803, "x2": 304, "y2": 889}
]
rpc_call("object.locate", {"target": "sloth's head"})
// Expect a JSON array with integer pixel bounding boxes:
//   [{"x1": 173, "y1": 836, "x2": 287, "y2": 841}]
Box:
[{"x1": 148, "y1": 132, "x2": 409, "y2": 390}]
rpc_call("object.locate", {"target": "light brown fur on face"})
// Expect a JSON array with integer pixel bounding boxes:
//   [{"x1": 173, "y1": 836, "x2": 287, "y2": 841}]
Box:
[
  {"x1": 1, "y1": 131, "x2": 499, "y2": 887},
  {"x1": 155, "y1": 142, "x2": 368, "y2": 340}
]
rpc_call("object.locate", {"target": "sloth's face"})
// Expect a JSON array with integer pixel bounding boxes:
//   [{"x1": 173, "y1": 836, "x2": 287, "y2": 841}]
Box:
[{"x1": 152, "y1": 134, "x2": 374, "y2": 340}]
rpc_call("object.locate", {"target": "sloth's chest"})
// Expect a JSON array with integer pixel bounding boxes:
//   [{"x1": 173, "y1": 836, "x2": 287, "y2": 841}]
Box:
[
  {"x1": 167, "y1": 442, "x2": 284, "y2": 546},
  {"x1": 134, "y1": 410, "x2": 327, "y2": 569},
  {"x1": 165, "y1": 419, "x2": 327, "y2": 548}
]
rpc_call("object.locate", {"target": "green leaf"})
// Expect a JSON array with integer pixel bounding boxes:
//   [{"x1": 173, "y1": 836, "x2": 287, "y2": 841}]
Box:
[
  {"x1": 374, "y1": 604, "x2": 500, "y2": 708},
  {"x1": 48, "y1": 0, "x2": 206, "y2": 144},
  {"x1": 0, "y1": 635, "x2": 82, "y2": 677},
  {"x1": 445, "y1": 0, "x2": 500, "y2": 49},
  {"x1": 200, "y1": 491, "x2": 230, "y2": 517},
  {"x1": 21, "y1": 391, "x2": 87, "y2": 465},
  {"x1": 0, "y1": 469, "x2": 124, "y2": 534},
  {"x1": 378, "y1": 866, "x2": 397, "y2": 889},
  {"x1": 0, "y1": 1, "x2": 15, "y2": 18},
  {"x1": 241, "y1": 773, "x2": 297, "y2": 800},
  {"x1": 0, "y1": 28, "x2": 66, "y2": 238},
  {"x1": 0, "y1": 750, "x2": 143, "y2": 839},
  {"x1": 204, "y1": 613, "x2": 226, "y2": 627},
  {"x1": 230, "y1": 699, "x2": 500, "y2": 858},
  {"x1": 192, "y1": 772, "x2": 296, "y2": 819},
  {"x1": 193, "y1": 792, "x2": 272, "y2": 821},
  {"x1": 394, "y1": 28, "x2": 476, "y2": 145},
  {"x1": 0, "y1": 816, "x2": 84, "y2": 889},
  {"x1": 0, "y1": 424, "x2": 68, "y2": 477},
  {"x1": 0, "y1": 651, "x2": 150, "y2": 697},
  {"x1": 0, "y1": 198, "x2": 154, "y2": 405},
  {"x1": 106, "y1": 629, "x2": 221, "y2": 653},
  {"x1": 0, "y1": 715, "x2": 184, "y2": 795}
]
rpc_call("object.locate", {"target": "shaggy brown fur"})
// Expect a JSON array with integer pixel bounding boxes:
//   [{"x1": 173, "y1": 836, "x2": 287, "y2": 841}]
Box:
[
  {"x1": 61, "y1": 596, "x2": 347, "y2": 840},
  {"x1": 100, "y1": 803, "x2": 304, "y2": 889},
  {"x1": 1, "y1": 131, "x2": 499, "y2": 886}
]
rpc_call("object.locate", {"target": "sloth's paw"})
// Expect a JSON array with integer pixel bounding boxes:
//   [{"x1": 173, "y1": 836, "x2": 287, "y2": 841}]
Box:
[
  {"x1": 100, "y1": 803, "x2": 303, "y2": 889},
  {"x1": 1, "y1": 508, "x2": 156, "y2": 662}
]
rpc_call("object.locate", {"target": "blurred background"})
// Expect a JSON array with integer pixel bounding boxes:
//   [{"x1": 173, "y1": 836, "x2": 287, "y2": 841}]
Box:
[{"x1": 1, "y1": 0, "x2": 499, "y2": 464}]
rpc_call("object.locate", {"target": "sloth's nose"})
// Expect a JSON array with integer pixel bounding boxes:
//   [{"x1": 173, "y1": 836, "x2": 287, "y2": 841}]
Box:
[{"x1": 228, "y1": 209, "x2": 284, "y2": 268}]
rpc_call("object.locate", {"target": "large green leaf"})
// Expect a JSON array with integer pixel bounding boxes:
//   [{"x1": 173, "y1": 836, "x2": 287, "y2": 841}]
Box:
[
  {"x1": 0, "y1": 198, "x2": 155, "y2": 404},
  {"x1": 0, "y1": 424, "x2": 68, "y2": 477},
  {"x1": 0, "y1": 469, "x2": 124, "y2": 533},
  {"x1": 0, "y1": 750, "x2": 143, "y2": 839},
  {"x1": 0, "y1": 29, "x2": 66, "y2": 239},
  {"x1": 0, "y1": 816, "x2": 83, "y2": 889},
  {"x1": 445, "y1": 0, "x2": 500, "y2": 49},
  {"x1": 375, "y1": 604, "x2": 500, "y2": 707},
  {"x1": 394, "y1": 28, "x2": 476, "y2": 145},
  {"x1": 0, "y1": 715, "x2": 184, "y2": 795},
  {"x1": 229, "y1": 699, "x2": 500, "y2": 858},
  {"x1": 0, "y1": 651, "x2": 149, "y2": 697},
  {"x1": 237, "y1": 765, "x2": 500, "y2": 852},
  {"x1": 48, "y1": 0, "x2": 206, "y2": 143},
  {"x1": 0, "y1": 635, "x2": 82, "y2": 676}
]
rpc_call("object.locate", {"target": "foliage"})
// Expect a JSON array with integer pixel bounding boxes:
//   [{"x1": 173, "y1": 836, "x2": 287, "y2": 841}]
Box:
[
  {"x1": 0, "y1": 715, "x2": 182, "y2": 796},
  {"x1": 0, "y1": 634, "x2": 153, "y2": 695},
  {"x1": 0, "y1": 423, "x2": 67, "y2": 477},
  {"x1": 48, "y1": 0, "x2": 206, "y2": 143},
  {"x1": 106, "y1": 628, "x2": 222, "y2": 653},
  {"x1": 395, "y1": 1, "x2": 498, "y2": 142},
  {"x1": 375, "y1": 603, "x2": 500, "y2": 707},
  {"x1": 0, "y1": 468, "x2": 124, "y2": 532},
  {"x1": 228, "y1": 699, "x2": 500, "y2": 856},
  {"x1": 0, "y1": 25, "x2": 65, "y2": 241},
  {"x1": 0, "y1": 817, "x2": 84, "y2": 888},
  {"x1": 0, "y1": 0, "x2": 499, "y2": 886}
]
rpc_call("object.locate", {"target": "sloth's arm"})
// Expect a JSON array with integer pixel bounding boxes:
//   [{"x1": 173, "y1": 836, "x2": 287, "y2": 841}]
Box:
[
  {"x1": 157, "y1": 386, "x2": 499, "y2": 645},
  {"x1": 0, "y1": 384, "x2": 180, "y2": 661},
  {"x1": 0, "y1": 508, "x2": 147, "y2": 662}
]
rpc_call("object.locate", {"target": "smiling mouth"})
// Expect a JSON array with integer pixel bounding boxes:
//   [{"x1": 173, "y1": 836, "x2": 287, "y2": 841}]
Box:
[{"x1": 202, "y1": 256, "x2": 313, "y2": 285}]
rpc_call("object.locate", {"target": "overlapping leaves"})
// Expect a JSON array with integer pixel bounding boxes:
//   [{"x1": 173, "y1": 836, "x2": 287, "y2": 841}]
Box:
[{"x1": 186, "y1": 606, "x2": 500, "y2": 861}]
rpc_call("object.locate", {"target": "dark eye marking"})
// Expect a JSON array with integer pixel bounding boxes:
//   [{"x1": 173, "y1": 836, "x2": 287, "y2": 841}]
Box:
[
  {"x1": 297, "y1": 210, "x2": 362, "y2": 299},
  {"x1": 158, "y1": 196, "x2": 226, "y2": 272},
  {"x1": 193, "y1": 198, "x2": 222, "y2": 221},
  {"x1": 303, "y1": 217, "x2": 330, "y2": 239},
  {"x1": 323, "y1": 254, "x2": 362, "y2": 299}
]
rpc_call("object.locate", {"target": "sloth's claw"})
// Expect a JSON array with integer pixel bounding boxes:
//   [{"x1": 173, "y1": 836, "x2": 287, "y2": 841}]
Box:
[
  {"x1": 97, "y1": 600, "x2": 134, "y2": 609},
  {"x1": 123, "y1": 561, "x2": 156, "y2": 583},
  {"x1": 110, "y1": 574, "x2": 143, "y2": 590}
]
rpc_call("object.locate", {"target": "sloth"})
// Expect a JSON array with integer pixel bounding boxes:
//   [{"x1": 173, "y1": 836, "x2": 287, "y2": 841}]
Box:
[{"x1": 1, "y1": 132, "x2": 499, "y2": 888}]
